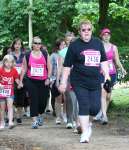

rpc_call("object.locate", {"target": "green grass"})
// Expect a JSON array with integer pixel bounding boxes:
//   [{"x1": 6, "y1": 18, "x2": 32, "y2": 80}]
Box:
[{"x1": 108, "y1": 88, "x2": 129, "y2": 119}]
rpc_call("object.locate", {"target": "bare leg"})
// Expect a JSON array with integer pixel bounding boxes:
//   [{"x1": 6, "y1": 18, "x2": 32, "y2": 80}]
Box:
[
  {"x1": 7, "y1": 97, "x2": 14, "y2": 126},
  {"x1": 55, "y1": 94, "x2": 62, "y2": 124},
  {"x1": 101, "y1": 88, "x2": 107, "y2": 118},
  {"x1": 0, "y1": 100, "x2": 5, "y2": 128},
  {"x1": 16, "y1": 107, "x2": 23, "y2": 119}
]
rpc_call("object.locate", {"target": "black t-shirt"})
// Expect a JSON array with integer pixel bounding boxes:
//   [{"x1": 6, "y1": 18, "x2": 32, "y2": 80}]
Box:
[{"x1": 63, "y1": 37, "x2": 107, "y2": 90}]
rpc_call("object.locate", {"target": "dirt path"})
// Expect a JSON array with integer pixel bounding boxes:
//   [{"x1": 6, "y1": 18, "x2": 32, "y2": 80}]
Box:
[{"x1": 0, "y1": 114, "x2": 129, "y2": 150}]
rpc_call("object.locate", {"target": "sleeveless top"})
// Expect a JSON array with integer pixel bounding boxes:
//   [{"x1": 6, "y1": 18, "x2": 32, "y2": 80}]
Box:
[
  {"x1": 27, "y1": 52, "x2": 47, "y2": 80},
  {"x1": 12, "y1": 50, "x2": 25, "y2": 75},
  {"x1": 105, "y1": 44, "x2": 116, "y2": 75}
]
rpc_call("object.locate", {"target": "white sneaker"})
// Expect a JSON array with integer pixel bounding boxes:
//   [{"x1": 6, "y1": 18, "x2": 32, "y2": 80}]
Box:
[
  {"x1": 80, "y1": 132, "x2": 89, "y2": 143},
  {"x1": 56, "y1": 117, "x2": 62, "y2": 125},
  {"x1": 66, "y1": 123, "x2": 73, "y2": 129},
  {"x1": 101, "y1": 116, "x2": 108, "y2": 125},
  {"x1": 80, "y1": 124, "x2": 92, "y2": 143},
  {"x1": 93, "y1": 111, "x2": 102, "y2": 121},
  {"x1": 73, "y1": 128, "x2": 78, "y2": 133}
]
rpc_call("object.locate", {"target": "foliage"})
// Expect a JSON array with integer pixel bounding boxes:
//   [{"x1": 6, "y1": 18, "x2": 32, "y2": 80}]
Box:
[
  {"x1": 72, "y1": 1, "x2": 129, "y2": 46},
  {"x1": 108, "y1": 2, "x2": 129, "y2": 21},
  {"x1": 0, "y1": 0, "x2": 77, "y2": 51},
  {"x1": 118, "y1": 47, "x2": 129, "y2": 81},
  {"x1": 73, "y1": 2, "x2": 99, "y2": 29},
  {"x1": 0, "y1": 0, "x2": 29, "y2": 48},
  {"x1": 32, "y1": 0, "x2": 77, "y2": 48}
]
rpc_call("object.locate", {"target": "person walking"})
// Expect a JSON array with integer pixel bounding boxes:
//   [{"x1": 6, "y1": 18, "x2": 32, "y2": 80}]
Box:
[
  {"x1": 0, "y1": 55, "x2": 22, "y2": 129},
  {"x1": 59, "y1": 20, "x2": 110, "y2": 143},
  {"x1": 21, "y1": 36, "x2": 51, "y2": 129},
  {"x1": 94, "y1": 28, "x2": 126, "y2": 124}
]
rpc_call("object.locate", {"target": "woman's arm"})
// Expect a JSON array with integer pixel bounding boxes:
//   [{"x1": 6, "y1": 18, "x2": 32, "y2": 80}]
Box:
[
  {"x1": 56, "y1": 56, "x2": 64, "y2": 86},
  {"x1": 101, "y1": 61, "x2": 110, "y2": 81},
  {"x1": 45, "y1": 54, "x2": 52, "y2": 85},
  {"x1": 20, "y1": 56, "x2": 27, "y2": 82},
  {"x1": 47, "y1": 54, "x2": 52, "y2": 78},
  {"x1": 58, "y1": 67, "x2": 71, "y2": 93},
  {"x1": 114, "y1": 45, "x2": 126, "y2": 74}
]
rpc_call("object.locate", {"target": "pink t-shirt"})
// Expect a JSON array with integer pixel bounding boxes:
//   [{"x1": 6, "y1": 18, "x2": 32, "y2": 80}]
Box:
[{"x1": 27, "y1": 52, "x2": 48, "y2": 80}]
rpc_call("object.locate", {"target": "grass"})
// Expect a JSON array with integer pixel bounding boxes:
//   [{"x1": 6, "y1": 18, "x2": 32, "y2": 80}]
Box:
[{"x1": 108, "y1": 87, "x2": 129, "y2": 119}]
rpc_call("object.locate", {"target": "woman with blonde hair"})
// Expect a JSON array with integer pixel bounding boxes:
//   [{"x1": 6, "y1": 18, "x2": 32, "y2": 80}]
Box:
[{"x1": 21, "y1": 36, "x2": 51, "y2": 129}]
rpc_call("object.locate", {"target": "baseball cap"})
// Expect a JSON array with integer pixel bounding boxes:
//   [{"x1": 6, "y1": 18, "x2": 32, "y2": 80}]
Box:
[{"x1": 100, "y1": 28, "x2": 111, "y2": 37}]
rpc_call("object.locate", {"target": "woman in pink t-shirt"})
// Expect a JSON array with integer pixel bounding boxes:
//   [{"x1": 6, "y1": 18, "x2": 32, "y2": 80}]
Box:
[{"x1": 22, "y1": 36, "x2": 51, "y2": 129}]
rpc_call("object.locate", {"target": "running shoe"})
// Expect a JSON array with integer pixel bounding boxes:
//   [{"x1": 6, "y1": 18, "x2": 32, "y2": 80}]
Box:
[
  {"x1": 37, "y1": 116, "x2": 43, "y2": 126},
  {"x1": 66, "y1": 123, "x2": 73, "y2": 129},
  {"x1": 56, "y1": 117, "x2": 62, "y2": 125},
  {"x1": 80, "y1": 124, "x2": 92, "y2": 143},
  {"x1": 9, "y1": 123, "x2": 15, "y2": 129},
  {"x1": 93, "y1": 111, "x2": 102, "y2": 121},
  {"x1": 16, "y1": 118, "x2": 22, "y2": 125},
  {"x1": 101, "y1": 116, "x2": 108, "y2": 125},
  {"x1": 31, "y1": 121, "x2": 38, "y2": 129}
]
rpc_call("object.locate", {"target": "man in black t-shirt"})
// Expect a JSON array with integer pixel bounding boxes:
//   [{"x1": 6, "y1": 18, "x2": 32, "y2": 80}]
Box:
[{"x1": 59, "y1": 20, "x2": 110, "y2": 143}]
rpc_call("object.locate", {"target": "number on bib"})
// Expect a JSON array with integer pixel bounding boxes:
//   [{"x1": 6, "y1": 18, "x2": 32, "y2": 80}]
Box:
[
  {"x1": 0, "y1": 85, "x2": 12, "y2": 98},
  {"x1": 84, "y1": 51, "x2": 101, "y2": 67},
  {"x1": 30, "y1": 64, "x2": 44, "y2": 77}
]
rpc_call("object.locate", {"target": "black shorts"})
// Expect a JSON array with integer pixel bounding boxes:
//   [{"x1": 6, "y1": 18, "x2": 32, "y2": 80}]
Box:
[
  {"x1": 14, "y1": 78, "x2": 29, "y2": 107},
  {"x1": 51, "y1": 82, "x2": 60, "y2": 98},
  {"x1": 100, "y1": 74, "x2": 117, "y2": 87},
  {"x1": 74, "y1": 86, "x2": 101, "y2": 116}
]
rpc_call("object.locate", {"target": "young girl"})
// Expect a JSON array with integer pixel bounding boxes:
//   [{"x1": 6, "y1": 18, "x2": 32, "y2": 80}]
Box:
[
  {"x1": 0, "y1": 54, "x2": 22, "y2": 129},
  {"x1": 10, "y1": 38, "x2": 28, "y2": 124}
]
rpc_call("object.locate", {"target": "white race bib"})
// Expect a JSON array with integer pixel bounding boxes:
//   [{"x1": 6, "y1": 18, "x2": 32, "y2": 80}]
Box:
[
  {"x1": 0, "y1": 85, "x2": 11, "y2": 97},
  {"x1": 31, "y1": 64, "x2": 44, "y2": 77},
  {"x1": 84, "y1": 51, "x2": 101, "y2": 67},
  {"x1": 108, "y1": 60, "x2": 114, "y2": 71}
]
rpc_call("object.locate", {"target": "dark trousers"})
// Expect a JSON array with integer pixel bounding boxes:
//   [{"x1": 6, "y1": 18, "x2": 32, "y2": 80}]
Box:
[
  {"x1": 26, "y1": 78, "x2": 49, "y2": 117},
  {"x1": 74, "y1": 86, "x2": 101, "y2": 116}
]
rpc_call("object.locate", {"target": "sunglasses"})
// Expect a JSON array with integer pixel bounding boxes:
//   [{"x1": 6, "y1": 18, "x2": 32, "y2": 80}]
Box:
[
  {"x1": 81, "y1": 28, "x2": 92, "y2": 32},
  {"x1": 33, "y1": 42, "x2": 41, "y2": 45}
]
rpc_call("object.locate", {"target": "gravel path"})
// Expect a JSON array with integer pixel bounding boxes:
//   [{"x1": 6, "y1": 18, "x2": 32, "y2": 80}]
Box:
[{"x1": 0, "y1": 114, "x2": 129, "y2": 150}]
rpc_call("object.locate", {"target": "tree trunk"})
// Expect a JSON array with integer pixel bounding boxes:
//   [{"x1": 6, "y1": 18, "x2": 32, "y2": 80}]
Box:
[
  {"x1": 98, "y1": 0, "x2": 110, "y2": 29},
  {"x1": 28, "y1": 0, "x2": 33, "y2": 49}
]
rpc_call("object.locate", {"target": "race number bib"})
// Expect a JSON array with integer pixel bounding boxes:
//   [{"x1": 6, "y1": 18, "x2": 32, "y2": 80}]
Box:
[
  {"x1": 31, "y1": 64, "x2": 44, "y2": 77},
  {"x1": 108, "y1": 59, "x2": 116, "y2": 74},
  {"x1": 0, "y1": 85, "x2": 12, "y2": 98},
  {"x1": 84, "y1": 51, "x2": 101, "y2": 67},
  {"x1": 108, "y1": 60, "x2": 114, "y2": 71},
  {"x1": 15, "y1": 64, "x2": 22, "y2": 74}
]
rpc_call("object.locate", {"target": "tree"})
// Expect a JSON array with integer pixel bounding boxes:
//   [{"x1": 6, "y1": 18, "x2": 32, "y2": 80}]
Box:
[
  {"x1": 0, "y1": 0, "x2": 77, "y2": 50},
  {"x1": 28, "y1": 0, "x2": 33, "y2": 48},
  {"x1": 98, "y1": 0, "x2": 110, "y2": 28}
]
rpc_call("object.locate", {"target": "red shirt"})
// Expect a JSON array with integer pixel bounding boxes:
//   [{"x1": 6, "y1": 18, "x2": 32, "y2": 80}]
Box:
[{"x1": 0, "y1": 67, "x2": 19, "y2": 98}]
